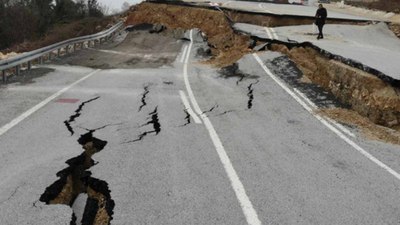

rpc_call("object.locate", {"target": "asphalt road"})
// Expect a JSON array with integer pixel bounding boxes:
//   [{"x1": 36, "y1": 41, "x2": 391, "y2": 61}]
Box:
[
  {"x1": 186, "y1": 0, "x2": 371, "y2": 21},
  {"x1": 234, "y1": 22, "x2": 400, "y2": 81},
  {"x1": 1, "y1": 28, "x2": 400, "y2": 225}
]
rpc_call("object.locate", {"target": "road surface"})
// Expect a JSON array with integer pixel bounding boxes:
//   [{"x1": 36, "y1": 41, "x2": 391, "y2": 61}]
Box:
[
  {"x1": 185, "y1": 0, "x2": 372, "y2": 21},
  {"x1": 1, "y1": 27, "x2": 400, "y2": 225},
  {"x1": 234, "y1": 22, "x2": 400, "y2": 81}
]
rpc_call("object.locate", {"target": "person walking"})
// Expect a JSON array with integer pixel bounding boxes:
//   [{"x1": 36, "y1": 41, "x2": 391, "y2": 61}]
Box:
[{"x1": 315, "y1": 4, "x2": 327, "y2": 40}]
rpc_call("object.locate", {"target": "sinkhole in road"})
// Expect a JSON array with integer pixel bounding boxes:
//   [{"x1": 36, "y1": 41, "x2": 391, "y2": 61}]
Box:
[{"x1": 39, "y1": 132, "x2": 115, "y2": 225}]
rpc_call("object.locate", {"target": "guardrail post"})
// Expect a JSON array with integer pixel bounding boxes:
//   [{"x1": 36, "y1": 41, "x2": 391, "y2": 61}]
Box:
[
  {"x1": 73, "y1": 44, "x2": 77, "y2": 52},
  {"x1": 48, "y1": 52, "x2": 52, "y2": 61},
  {"x1": 66, "y1": 45, "x2": 69, "y2": 54},
  {"x1": 28, "y1": 61, "x2": 32, "y2": 70},
  {"x1": 57, "y1": 48, "x2": 61, "y2": 57},
  {"x1": 2, "y1": 70, "x2": 5, "y2": 84},
  {"x1": 40, "y1": 56, "x2": 44, "y2": 64},
  {"x1": 16, "y1": 65, "x2": 20, "y2": 76}
]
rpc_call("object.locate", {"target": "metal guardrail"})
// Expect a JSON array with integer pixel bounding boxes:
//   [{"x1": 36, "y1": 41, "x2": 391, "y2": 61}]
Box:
[{"x1": 0, "y1": 21, "x2": 125, "y2": 83}]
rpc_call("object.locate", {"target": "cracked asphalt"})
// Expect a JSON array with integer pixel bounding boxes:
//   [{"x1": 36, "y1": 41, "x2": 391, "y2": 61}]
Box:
[{"x1": 1, "y1": 28, "x2": 400, "y2": 225}]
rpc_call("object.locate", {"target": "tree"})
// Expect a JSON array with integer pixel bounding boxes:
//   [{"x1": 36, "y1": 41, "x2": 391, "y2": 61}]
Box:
[
  {"x1": 88, "y1": 0, "x2": 103, "y2": 17},
  {"x1": 30, "y1": 0, "x2": 54, "y2": 34},
  {"x1": 54, "y1": 0, "x2": 79, "y2": 21},
  {"x1": 75, "y1": 0, "x2": 87, "y2": 18},
  {"x1": 121, "y1": 1, "x2": 130, "y2": 12},
  {"x1": 0, "y1": 1, "x2": 38, "y2": 49}
]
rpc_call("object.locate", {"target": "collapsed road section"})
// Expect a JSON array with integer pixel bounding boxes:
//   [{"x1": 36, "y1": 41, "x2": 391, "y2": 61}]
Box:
[{"x1": 126, "y1": 2, "x2": 400, "y2": 135}]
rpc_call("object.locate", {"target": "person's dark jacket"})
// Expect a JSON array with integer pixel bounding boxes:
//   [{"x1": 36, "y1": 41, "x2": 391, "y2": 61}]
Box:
[{"x1": 315, "y1": 8, "x2": 328, "y2": 25}]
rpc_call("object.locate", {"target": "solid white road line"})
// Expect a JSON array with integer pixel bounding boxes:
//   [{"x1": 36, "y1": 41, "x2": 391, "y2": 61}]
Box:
[
  {"x1": 184, "y1": 30, "x2": 262, "y2": 225},
  {"x1": 270, "y1": 27, "x2": 279, "y2": 39},
  {"x1": 264, "y1": 27, "x2": 273, "y2": 39},
  {"x1": 180, "y1": 45, "x2": 189, "y2": 63},
  {"x1": 257, "y1": 3, "x2": 273, "y2": 14},
  {"x1": 293, "y1": 88, "x2": 356, "y2": 138},
  {"x1": 88, "y1": 48, "x2": 175, "y2": 58},
  {"x1": 179, "y1": 90, "x2": 202, "y2": 124},
  {"x1": 293, "y1": 88, "x2": 317, "y2": 108},
  {"x1": 0, "y1": 69, "x2": 101, "y2": 137},
  {"x1": 183, "y1": 30, "x2": 204, "y2": 116},
  {"x1": 253, "y1": 53, "x2": 400, "y2": 181}
]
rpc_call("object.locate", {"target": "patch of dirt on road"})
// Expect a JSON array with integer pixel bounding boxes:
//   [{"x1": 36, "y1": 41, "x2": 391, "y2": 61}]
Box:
[
  {"x1": 320, "y1": 108, "x2": 400, "y2": 145},
  {"x1": 389, "y1": 23, "x2": 400, "y2": 39},
  {"x1": 55, "y1": 30, "x2": 183, "y2": 69},
  {"x1": 270, "y1": 44, "x2": 400, "y2": 129},
  {"x1": 126, "y1": 2, "x2": 251, "y2": 67}
]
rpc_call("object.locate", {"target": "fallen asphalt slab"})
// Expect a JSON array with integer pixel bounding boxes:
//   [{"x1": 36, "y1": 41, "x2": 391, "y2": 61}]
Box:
[{"x1": 234, "y1": 22, "x2": 400, "y2": 82}]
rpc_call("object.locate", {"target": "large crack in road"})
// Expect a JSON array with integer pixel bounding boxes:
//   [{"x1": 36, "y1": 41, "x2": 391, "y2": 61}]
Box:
[
  {"x1": 40, "y1": 97, "x2": 115, "y2": 225},
  {"x1": 138, "y1": 85, "x2": 151, "y2": 112},
  {"x1": 40, "y1": 131, "x2": 115, "y2": 225},
  {"x1": 247, "y1": 80, "x2": 259, "y2": 109},
  {"x1": 125, "y1": 106, "x2": 161, "y2": 143},
  {"x1": 64, "y1": 97, "x2": 100, "y2": 136}
]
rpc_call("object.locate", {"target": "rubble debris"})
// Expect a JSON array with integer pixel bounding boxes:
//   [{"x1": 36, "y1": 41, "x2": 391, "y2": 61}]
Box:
[
  {"x1": 126, "y1": 2, "x2": 251, "y2": 67},
  {"x1": 269, "y1": 43, "x2": 400, "y2": 128}
]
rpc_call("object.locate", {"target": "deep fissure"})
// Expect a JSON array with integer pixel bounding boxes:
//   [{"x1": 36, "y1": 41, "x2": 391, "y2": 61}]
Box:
[
  {"x1": 39, "y1": 131, "x2": 115, "y2": 225},
  {"x1": 125, "y1": 106, "x2": 161, "y2": 143},
  {"x1": 262, "y1": 41, "x2": 400, "y2": 129}
]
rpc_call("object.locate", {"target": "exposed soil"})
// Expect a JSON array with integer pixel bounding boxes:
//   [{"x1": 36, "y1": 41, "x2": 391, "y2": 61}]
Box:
[
  {"x1": 269, "y1": 44, "x2": 400, "y2": 129},
  {"x1": 40, "y1": 131, "x2": 114, "y2": 225},
  {"x1": 126, "y1": 2, "x2": 251, "y2": 67},
  {"x1": 389, "y1": 23, "x2": 400, "y2": 39},
  {"x1": 320, "y1": 108, "x2": 400, "y2": 145},
  {"x1": 346, "y1": 0, "x2": 400, "y2": 14},
  {"x1": 225, "y1": 10, "x2": 367, "y2": 27},
  {"x1": 54, "y1": 29, "x2": 183, "y2": 69}
]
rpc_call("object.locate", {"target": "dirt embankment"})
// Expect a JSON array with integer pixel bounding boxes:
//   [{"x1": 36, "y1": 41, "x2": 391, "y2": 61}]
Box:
[
  {"x1": 270, "y1": 44, "x2": 400, "y2": 130},
  {"x1": 320, "y1": 108, "x2": 400, "y2": 145},
  {"x1": 346, "y1": 0, "x2": 400, "y2": 14},
  {"x1": 126, "y1": 2, "x2": 251, "y2": 67},
  {"x1": 389, "y1": 24, "x2": 400, "y2": 39},
  {"x1": 225, "y1": 11, "x2": 366, "y2": 27}
]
